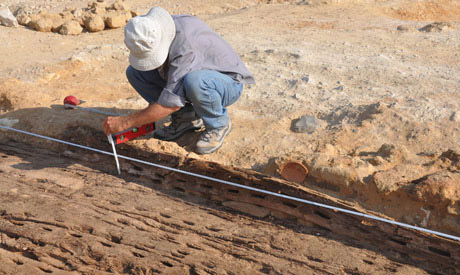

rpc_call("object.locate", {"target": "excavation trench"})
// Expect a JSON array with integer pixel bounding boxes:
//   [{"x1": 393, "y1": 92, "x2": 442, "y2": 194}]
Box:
[{"x1": 1, "y1": 129, "x2": 460, "y2": 274}]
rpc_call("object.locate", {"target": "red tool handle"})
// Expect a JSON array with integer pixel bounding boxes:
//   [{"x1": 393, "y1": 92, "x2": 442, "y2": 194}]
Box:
[{"x1": 112, "y1": 123, "x2": 155, "y2": 144}]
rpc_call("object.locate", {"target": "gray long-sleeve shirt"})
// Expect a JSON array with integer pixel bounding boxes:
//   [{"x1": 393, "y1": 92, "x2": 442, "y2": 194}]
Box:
[{"x1": 157, "y1": 15, "x2": 255, "y2": 107}]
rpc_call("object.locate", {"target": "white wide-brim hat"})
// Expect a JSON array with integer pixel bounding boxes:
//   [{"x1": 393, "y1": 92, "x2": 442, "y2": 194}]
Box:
[{"x1": 124, "y1": 7, "x2": 176, "y2": 71}]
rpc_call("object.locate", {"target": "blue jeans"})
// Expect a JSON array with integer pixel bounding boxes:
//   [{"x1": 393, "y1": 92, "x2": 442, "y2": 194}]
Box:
[{"x1": 126, "y1": 66, "x2": 243, "y2": 129}]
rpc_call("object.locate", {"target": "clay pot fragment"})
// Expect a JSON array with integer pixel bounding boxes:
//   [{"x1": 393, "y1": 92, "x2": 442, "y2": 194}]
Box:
[{"x1": 279, "y1": 161, "x2": 309, "y2": 185}]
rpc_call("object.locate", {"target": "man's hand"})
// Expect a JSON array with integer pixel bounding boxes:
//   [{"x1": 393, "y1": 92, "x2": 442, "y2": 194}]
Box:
[
  {"x1": 103, "y1": 116, "x2": 127, "y2": 136},
  {"x1": 102, "y1": 103, "x2": 180, "y2": 136}
]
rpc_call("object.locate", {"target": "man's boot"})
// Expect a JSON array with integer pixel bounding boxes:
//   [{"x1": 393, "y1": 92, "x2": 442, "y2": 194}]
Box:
[{"x1": 154, "y1": 103, "x2": 203, "y2": 141}]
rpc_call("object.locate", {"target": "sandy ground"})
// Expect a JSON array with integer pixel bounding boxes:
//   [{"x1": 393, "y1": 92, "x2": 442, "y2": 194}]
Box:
[
  {"x1": 1, "y1": 0, "x2": 460, "y2": 272},
  {"x1": 1, "y1": 140, "x2": 432, "y2": 274}
]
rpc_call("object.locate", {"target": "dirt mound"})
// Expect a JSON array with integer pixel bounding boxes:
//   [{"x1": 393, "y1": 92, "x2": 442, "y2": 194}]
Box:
[{"x1": 386, "y1": 0, "x2": 460, "y2": 22}]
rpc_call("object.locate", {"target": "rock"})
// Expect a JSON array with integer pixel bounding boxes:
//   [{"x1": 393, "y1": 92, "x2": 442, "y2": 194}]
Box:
[
  {"x1": 130, "y1": 10, "x2": 140, "y2": 18},
  {"x1": 356, "y1": 102, "x2": 386, "y2": 125},
  {"x1": 89, "y1": 0, "x2": 107, "y2": 9},
  {"x1": 409, "y1": 171, "x2": 460, "y2": 206},
  {"x1": 419, "y1": 22, "x2": 452, "y2": 32},
  {"x1": 78, "y1": 10, "x2": 92, "y2": 26},
  {"x1": 450, "y1": 111, "x2": 460, "y2": 122},
  {"x1": 372, "y1": 164, "x2": 426, "y2": 194},
  {"x1": 93, "y1": 7, "x2": 107, "y2": 15},
  {"x1": 369, "y1": 155, "x2": 385, "y2": 166},
  {"x1": 110, "y1": 0, "x2": 130, "y2": 11},
  {"x1": 291, "y1": 115, "x2": 326, "y2": 133},
  {"x1": 376, "y1": 143, "x2": 408, "y2": 161},
  {"x1": 105, "y1": 11, "x2": 130, "y2": 29},
  {"x1": 333, "y1": 85, "x2": 344, "y2": 91},
  {"x1": 59, "y1": 20, "x2": 83, "y2": 35},
  {"x1": 13, "y1": 7, "x2": 32, "y2": 16},
  {"x1": 72, "y1": 8, "x2": 83, "y2": 19},
  {"x1": 397, "y1": 25, "x2": 409, "y2": 32},
  {"x1": 28, "y1": 15, "x2": 53, "y2": 32},
  {"x1": 222, "y1": 201, "x2": 270, "y2": 218},
  {"x1": 59, "y1": 11, "x2": 74, "y2": 22},
  {"x1": 29, "y1": 13, "x2": 64, "y2": 32},
  {"x1": 0, "y1": 7, "x2": 19, "y2": 27},
  {"x1": 312, "y1": 165, "x2": 357, "y2": 188},
  {"x1": 440, "y1": 149, "x2": 460, "y2": 164},
  {"x1": 84, "y1": 15, "x2": 105, "y2": 32},
  {"x1": 16, "y1": 13, "x2": 30, "y2": 26},
  {"x1": 301, "y1": 75, "x2": 309, "y2": 83}
]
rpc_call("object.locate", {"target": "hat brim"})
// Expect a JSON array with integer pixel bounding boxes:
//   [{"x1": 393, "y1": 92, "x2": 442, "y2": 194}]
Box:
[{"x1": 128, "y1": 7, "x2": 175, "y2": 72}]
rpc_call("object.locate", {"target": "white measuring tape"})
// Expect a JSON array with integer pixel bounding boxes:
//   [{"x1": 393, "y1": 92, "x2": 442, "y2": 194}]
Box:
[{"x1": 1, "y1": 125, "x2": 460, "y2": 242}]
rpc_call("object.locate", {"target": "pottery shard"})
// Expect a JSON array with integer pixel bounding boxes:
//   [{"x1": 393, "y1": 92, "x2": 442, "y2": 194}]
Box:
[
  {"x1": 223, "y1": 201, "x2": 270, "y2": 218},
  {"x1": 105, "y1": 11, "x2": 130, "y2": 29},
  {"x1": 84, "y1": 15, "x2": 105, "y2": 32},
  {"x1": 59, "y1": 20, "x2": 83, "y2": 35}
]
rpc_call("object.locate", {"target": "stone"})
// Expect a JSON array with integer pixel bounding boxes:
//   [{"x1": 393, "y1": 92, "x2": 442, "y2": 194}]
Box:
[
  {"x1": 130, "y1": 10, "x2": 140, "y2": 18},
  {"x1": 409, "y1": 171, "x2": 460, "y2": 205},
  {"x1": 450, "y1": 111, "x2": 460, "y2": 122},
  {"x1": 13, "y1": 7, "x2": 32, "y2": 16},
  {"x1": 89, "y1": 0, "x2": 107, "y2": 9},
  {"x1": 29, "y1": 15, "x2": 53, "y2": 32},
  {"x1": 0, "y1": 7, "x2": 18, "y2": 27},
  {"x1": 48, "y1": 13, "x2": 65, "y2": 32},
  {"x1": 105, "y1": 11, "x2": 130, "y2": 29},
  {"x1": 419, "y1": 22, "x2": 452, "y2": 32},
  {"x1": 222, "y1": 201, "x2": 270, "y2": 218},
  {"x1": 372, "y1": 164, "x2": 425, "y2": 194},
  {"x1": 397, "y1": 25, "x2": 409, "y2": 32},
  {"x1": 110, "y1": 0, "x2": 130, "y2": 11},
  {"x1": 59, "y1": 11, "x2": 74, "y2": 22},
  {"x1": 84, "y1": 15, "x2": 105, "y2": 32},
  {"x1": 376, "y1": 143, "x2": 408, "y2": 161},
  {"x1": 59, "y1": 20, "x2": 83, "y2": 35},
  {"x1": 29, "y1": 13, "x2": 64, "y2": 32},
  {"x1": 72, "y1": 8, "x2": 83, "y2": 19},
  {"x1": 440, "y1": 149, "x2": 460, "y2": 163},
  {"x1": 91, "y1": 6, "x2": 106, "y2": 15},
  {"x1": 16, "y1": 13, "x2": 30, "y2": 26},
  {"x1": 291, "y1": 115, "x2": 326, "y2": 133}
]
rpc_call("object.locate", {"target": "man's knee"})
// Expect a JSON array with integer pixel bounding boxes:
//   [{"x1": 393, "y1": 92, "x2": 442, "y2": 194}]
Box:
[{"x1": 184, "y1": 71, "x2": 207, "y2": 102}]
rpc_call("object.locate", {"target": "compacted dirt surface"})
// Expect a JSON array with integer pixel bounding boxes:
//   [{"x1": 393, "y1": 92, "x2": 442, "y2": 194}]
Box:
[
  {"x1": 0, "y1": 141, "x2": 431, "y2": 274},
  {"x1": 1, "y1": 0, "x2": 460, "y2": 273}
]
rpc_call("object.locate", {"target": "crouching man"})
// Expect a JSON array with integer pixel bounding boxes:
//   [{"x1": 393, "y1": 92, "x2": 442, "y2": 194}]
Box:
[{"x1": 103, "y1": 7, "x2": 254, "y2": 154}]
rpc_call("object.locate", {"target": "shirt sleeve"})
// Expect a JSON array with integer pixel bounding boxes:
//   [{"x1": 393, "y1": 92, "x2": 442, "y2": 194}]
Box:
[{"x1": 157, "y1": 48, "x2": 196, "y2": 108}]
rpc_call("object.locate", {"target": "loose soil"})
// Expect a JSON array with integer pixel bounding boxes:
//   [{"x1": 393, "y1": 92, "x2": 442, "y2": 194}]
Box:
[{"x1": 1, "y1": 0, "x2": 460, "y2": 273}]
